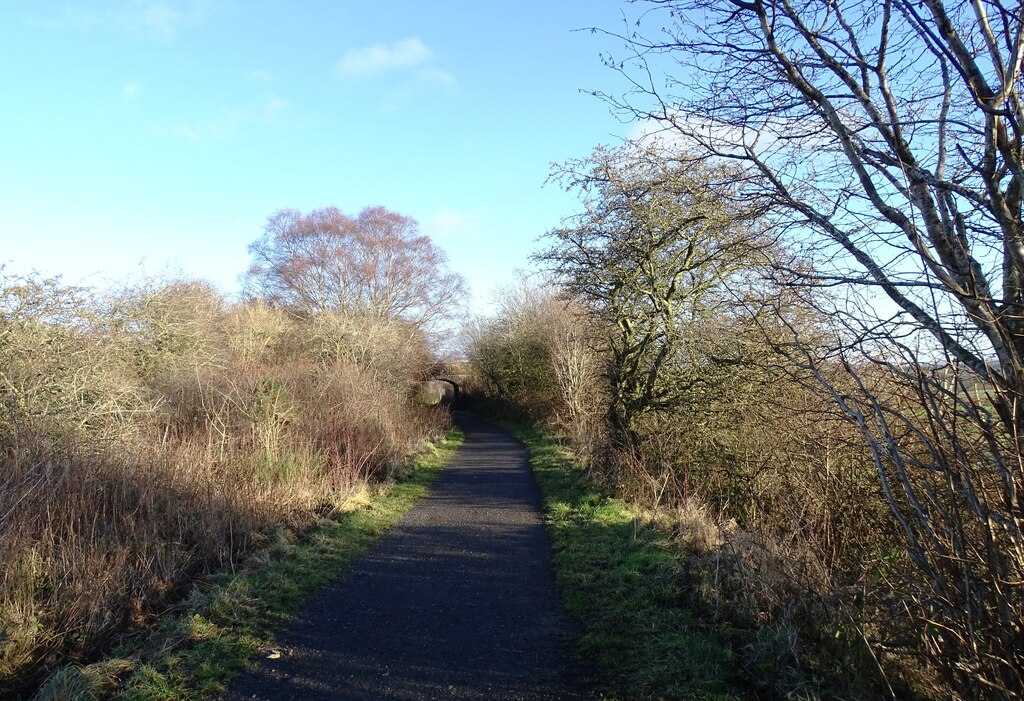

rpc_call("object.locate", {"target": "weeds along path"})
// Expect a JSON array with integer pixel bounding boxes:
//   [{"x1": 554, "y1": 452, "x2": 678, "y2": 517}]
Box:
[{"x1": 224, "y1": 413, "x2": 587, "y2": 701}]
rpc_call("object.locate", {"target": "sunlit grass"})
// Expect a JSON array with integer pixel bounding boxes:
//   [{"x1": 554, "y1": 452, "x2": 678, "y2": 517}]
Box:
[{"x1": 504, "y1": 420, "x2": 750, "y2": 701}]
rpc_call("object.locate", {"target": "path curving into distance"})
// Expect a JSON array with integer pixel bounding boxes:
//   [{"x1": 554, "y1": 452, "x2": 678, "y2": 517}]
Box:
[{"x1": 225, "y1": 413, "x2": 587, "y2": 701}]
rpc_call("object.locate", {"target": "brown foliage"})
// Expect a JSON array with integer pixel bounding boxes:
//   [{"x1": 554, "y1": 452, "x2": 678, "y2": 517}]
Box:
[
  {"x1": 0, "y1": 273, "x2": 447, "y2": 694},
  {"x1": 245, "y1": 206, "x2": 467, "y2": 330}
]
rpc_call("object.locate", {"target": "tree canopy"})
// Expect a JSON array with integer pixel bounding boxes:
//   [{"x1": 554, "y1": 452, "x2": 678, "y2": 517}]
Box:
[
  {"x1": 536, "y1": 145, "x2": 769, "y2": 445},
  {"x1": 245, "y1": 206, "x2": 467, "y2": 330}
]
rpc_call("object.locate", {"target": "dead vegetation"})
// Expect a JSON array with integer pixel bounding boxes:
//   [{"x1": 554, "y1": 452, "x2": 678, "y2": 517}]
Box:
[
  {"x1": 466, "y1": 273, "x2": 1020, "y2": 699},
  {"x1": 0, "y1": 272, "x2": 448, "y2": 696}
]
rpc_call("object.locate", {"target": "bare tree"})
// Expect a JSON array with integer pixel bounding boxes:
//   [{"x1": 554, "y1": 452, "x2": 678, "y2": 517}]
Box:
[
  {"x1": 605, "y1": 0, "x2": 1024, "y2": 428},
  {"x1": 600, "y1": 0, "x2": 1024, "y2": 694},
  {"x1": 245, "y1": 206, "x2": 467, "y2": 330}
]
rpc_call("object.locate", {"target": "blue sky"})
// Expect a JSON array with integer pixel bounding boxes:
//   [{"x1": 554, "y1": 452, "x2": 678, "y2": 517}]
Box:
[{"x1": 0, "y1": 1, "x2": 642, "y2": 310}]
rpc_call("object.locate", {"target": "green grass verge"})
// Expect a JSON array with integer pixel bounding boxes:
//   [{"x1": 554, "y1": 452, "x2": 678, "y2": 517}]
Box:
[
  {"x1": 33, "y1": 428, "x2": 463, "y2": 701},
  {"x1": 503, "y1": 421, "x2": 751, "y2": 701}
]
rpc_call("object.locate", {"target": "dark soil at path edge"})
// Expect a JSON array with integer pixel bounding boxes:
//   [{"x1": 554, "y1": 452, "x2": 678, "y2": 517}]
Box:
[{"x1": 225, "y1": 414, "x2": 588, "y2": 700}]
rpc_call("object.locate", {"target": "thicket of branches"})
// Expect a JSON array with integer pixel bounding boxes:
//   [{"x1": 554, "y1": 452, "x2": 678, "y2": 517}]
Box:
[
  {"x1": 469, "y1": 150, "x2": 905, "y2": 697},
  {"x1": 476, "y1": 1, "x2": 1024, "y2": 697},
  {"x1": 588, "y1": 0, "x2": 1024, "y2": 696},
  {"x1": 0, "y1": 205, "x2": 459, "y2": 695},
  {"x1": 470, "y1": 21, "x2": 1024, "y2": 684}
]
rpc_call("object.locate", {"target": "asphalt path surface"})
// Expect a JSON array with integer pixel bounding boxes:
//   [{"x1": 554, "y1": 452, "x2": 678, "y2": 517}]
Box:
[{"x1": 225, "y1": 413, "x2": 587, "y2": 700}]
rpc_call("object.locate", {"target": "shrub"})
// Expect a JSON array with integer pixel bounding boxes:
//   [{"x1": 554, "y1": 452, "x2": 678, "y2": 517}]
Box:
[{"x1": 0, "y1": 272, "x2": 448, "y2": 695}]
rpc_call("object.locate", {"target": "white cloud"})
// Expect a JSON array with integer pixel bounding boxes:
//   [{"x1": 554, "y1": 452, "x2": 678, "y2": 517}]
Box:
[
  {"x1": 168, "y1": 123, "x2": 202, "y2": 142},
  {"x1": 416, "y1": 66, "x2": 457, "y2": 90},
  {"x1": 423, "y1": 208, "x2": 484, "y2": 247},
  {"x1": 262, "y1": 96, "x2": 288, "y2": 120},
  {"x1": 629, "y1": 112, "x2": 834, "y2": 159},
  {"x1": 97, "y1": 81, "x2": 145, "y2": 119},
  {"x1": 378, "y1": 70, "x2": 458, "y2": 114},
  {"x1": 628, "y1": 114, "x2": 761, "y2": 155},
  {"x1": 27, "y1": 4, "x2": 100, "y2": 32},
  {"x1": 336, "y1": 37, "x2": 456, "y2": 112},
  {"x1": 27, "y1": 1, "x2": 209, "y2": 40},
  {"x1": 248, "y1": 68, "x2": 273, "y2": 85},
  {"x1": 160, "y1": 95, "x2": 290, "y2": 143},
  {"x1": 337, "y1": 37, "x2": 433, "y2": 77},
  {"x1": 429, "y1": 209, "x2": 469, "y2": 236},
  {"x1": 135, "y1": 1, "x2": 180, "y2": 39}
]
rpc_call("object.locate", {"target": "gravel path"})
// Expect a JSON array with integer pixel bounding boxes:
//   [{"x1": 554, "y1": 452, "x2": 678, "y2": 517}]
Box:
[{"x1": 224, "y1": 413, "x2": 587, "y2": 701}]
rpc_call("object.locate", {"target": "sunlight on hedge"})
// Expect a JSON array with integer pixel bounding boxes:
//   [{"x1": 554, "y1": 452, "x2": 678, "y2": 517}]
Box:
[{"x1": 0, "y1": 272, "x2": 449, "y2": 696}]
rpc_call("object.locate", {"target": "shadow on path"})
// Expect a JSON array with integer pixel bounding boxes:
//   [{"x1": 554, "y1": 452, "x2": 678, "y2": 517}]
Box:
[{"x1": 224, "y1": 413, "x2": 587, "y2": 700}]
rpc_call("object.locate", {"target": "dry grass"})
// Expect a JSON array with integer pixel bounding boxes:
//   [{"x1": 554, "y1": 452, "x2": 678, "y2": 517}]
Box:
[
  {"x1": 602, "y1": 371, "x2": 927, "y2": 698},
  {"x1": 0, "y1": 273, "x2": 448, "y2": 696}
]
